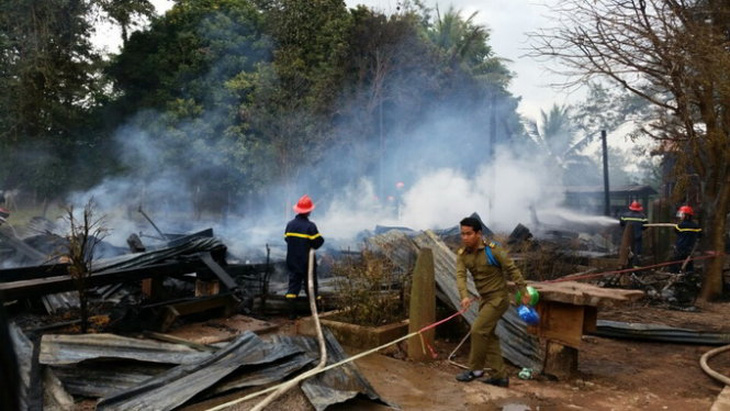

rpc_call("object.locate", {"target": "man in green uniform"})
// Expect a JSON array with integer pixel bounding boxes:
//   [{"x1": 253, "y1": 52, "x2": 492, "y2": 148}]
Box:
[{"x1": 455, "y1": 217, "x2": 530, "y2": 387}]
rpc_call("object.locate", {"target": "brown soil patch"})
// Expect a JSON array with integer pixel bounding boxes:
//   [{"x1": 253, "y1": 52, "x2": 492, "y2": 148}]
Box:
[
  {"x1": 89, "y1": 302, "x2": 730, "y2": 410},
  {"x1": 252, "y1": 302, "x2": 730, "y2": 410}
]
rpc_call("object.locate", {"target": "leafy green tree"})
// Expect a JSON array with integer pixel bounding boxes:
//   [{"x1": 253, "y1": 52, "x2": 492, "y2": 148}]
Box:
[
  {"x1": 0, "y1": 0, "x2": 154, "y2": 202},
  {"x1": 249, "y1": 0, "x2": 352, "y2": 202},
  {"x1": 108, "y1": 0, "x2": 271, "y2": 206}
]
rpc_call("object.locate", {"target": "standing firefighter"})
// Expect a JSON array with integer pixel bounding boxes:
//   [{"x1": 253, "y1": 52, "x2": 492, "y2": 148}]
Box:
[
  {"x1": 670, "y1": 205, "x2": 702, "y2": 273},
  {"x1": 619, "y1": 201, "x2": 648, "y2": 267},
  {"x1": 284, "y1": 195, "x2": 325, "y2": 320},
  {"x1": 455, "y1": 217, "x2": 530, "y2": 387}
]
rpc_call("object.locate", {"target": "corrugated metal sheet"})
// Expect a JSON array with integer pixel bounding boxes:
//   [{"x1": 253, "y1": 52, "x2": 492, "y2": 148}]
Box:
[
  {"x1": 96, "y1": 331, "x2": 303, "y2": 411},
  {"x1": 35, "y1": 236, "x2": 227, "y2": 312},
  {"x1": 210, "y1": 353, "x2": 314, "y2": 395},
  {"x1": 271, "y1": 328, "x2": 397, "y2": 411},
  {"x1": 9, "y1": 322, "x2": 32, "y2": 411},
  {"x1": 39, "y1": 333, "x2": 212, "y2": 366},
  {"x1": 593, "y1": 320, "x2": 730, "y2": 345},
  {"x1": 91, "y1": 237, "x2": 226, "y2": 272},
  {"x1": 52, "y1": 363, "x2": 170, "y2": 398}
]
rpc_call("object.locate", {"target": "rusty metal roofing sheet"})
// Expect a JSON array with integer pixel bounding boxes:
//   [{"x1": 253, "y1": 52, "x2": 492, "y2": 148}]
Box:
[
  {"x1": 96, "y1": 331, "x2": 303, "y2": 411},
  {"x1": 52, "y1": 363, "x2": 170, "y2": 398},
  {"x1": 270, "y1": 328, "x2": 397, "y2": 411},
  {"x1": 39, "y1": 333, "x2": 212, "y2": 366},
  {"x1": 91, "y1": 237, "x2": 226, "y2": 272},
  {"x1": 210, "y1": 352, "x2": 314, "y2": 395},
  {"x1": 9, "y1": 322, "x2": 32, "y2": 411}
]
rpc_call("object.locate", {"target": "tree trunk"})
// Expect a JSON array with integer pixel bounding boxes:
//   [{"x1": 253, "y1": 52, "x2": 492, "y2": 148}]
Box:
[{"x1": 700, "y1": 177, "x2": 730, "y2": 301}]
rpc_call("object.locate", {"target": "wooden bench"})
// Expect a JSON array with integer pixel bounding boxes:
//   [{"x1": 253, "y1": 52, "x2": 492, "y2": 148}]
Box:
[{"x1": 524, "y1": 281, "x2": 644, "y2": 378}]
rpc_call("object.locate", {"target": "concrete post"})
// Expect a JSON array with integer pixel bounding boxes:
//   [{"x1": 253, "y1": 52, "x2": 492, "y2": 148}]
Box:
[{"x1": 407, "y1": 248, "x2": 436, "y2": 361}]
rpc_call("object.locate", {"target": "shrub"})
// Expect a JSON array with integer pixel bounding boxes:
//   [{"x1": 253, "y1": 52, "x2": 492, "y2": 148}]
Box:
[{"x1": 330, "y1": 249, "x2": 409, "y2": 327}]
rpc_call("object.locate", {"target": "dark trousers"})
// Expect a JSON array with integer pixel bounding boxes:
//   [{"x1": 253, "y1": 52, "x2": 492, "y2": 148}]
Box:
[
  {"x1": 670, "y1": 251, "x2": 692, "y2": 273},
  {"x1": 286, "y1": 270, "x2": 318, "y2": 298},
  {"x1": 630, "y1": 237, "x2": 643, "y2": 266}
]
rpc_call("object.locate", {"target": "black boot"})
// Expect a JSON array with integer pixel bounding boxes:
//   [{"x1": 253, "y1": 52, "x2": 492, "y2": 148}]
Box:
[{"x1": 287, "y1": 299, "x2": 297, "y2": 320}]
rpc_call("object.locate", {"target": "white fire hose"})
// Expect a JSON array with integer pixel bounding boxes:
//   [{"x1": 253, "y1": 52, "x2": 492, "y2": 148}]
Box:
[{"x1": 250, "y1": 248, "x2": 327, "y2": 410}]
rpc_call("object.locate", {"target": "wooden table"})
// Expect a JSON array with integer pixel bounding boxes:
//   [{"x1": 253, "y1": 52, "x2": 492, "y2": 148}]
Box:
[{"x1": 524, "y1": 281, "x2": 644, "y2": 378}]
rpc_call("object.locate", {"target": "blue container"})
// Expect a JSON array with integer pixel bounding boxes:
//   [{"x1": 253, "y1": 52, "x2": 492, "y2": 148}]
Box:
[{"x1": 517, "y1": 304, "x2": 540, "y2": 325}]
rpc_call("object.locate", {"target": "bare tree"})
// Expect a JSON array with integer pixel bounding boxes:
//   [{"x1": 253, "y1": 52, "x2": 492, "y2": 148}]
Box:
[
  {"x1": 60, "y1": 198, "x2": 108, "y2": 332},
  {"x1": 529, "y1": 0, "x2": 730, "y2": 300}
]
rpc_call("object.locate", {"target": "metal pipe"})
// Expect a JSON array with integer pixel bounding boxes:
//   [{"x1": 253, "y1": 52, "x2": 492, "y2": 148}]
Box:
[
  {"x1": 137, "y1": 206, "x2": 169, "y2": 240},
  {"x1": 602, "y1": 129, "x2": 610, "y2": 216}
]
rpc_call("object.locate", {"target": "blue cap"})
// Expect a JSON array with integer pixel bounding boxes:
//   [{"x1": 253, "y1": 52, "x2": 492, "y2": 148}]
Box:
[{"x1": 517, "y1": 304, "x2": 540, "y2": 325}]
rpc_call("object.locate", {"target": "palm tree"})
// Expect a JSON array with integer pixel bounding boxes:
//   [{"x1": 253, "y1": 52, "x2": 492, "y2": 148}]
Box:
[
  {"x1": 425, "y1": 6, "x2": 511, "y2": 85},
  {"x1": 525, "y1": 104, "x2": 597, "y2": 185}
]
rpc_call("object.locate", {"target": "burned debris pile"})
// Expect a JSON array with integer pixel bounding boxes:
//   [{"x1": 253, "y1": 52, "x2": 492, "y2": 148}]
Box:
[
  {"x1": 0, "y1": 207, "x2": 714, "y2": 408},
  {"x1": 1, "y1": 215, "x2": 394, "y2": 410}
]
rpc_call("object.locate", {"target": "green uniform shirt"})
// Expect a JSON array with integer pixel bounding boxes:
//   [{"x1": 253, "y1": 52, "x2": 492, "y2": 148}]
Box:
[{"x1": 456, "y1": 241, "x2": 527, "y2": 301}]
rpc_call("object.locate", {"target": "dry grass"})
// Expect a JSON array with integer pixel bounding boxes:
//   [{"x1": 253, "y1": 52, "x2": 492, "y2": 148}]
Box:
[{"x1": 330, "y1": 249, "x2": 409, "y2": 327}]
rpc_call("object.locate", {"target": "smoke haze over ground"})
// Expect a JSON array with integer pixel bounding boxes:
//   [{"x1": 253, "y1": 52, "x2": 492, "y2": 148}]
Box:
[{"x1": 63, "y1": 2, "x2": 622, "y2": 261}]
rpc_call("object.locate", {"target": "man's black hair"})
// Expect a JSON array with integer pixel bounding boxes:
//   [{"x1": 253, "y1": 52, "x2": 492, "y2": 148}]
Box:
[{"x1": 460, "y1": 217, "x2": 482, "y2": 232}]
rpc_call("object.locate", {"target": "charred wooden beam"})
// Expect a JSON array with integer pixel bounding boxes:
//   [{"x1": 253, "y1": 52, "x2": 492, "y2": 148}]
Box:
[
  {"x1": 198, "y1": 252, "x2": 237, "y2": 291},
  {"x1": 0, "y1": 263, "x2": 69, "y2": 283},
  {"x1": 0, "y1": 261, "x2": 213, "y2": 301},
  {"x1": 157, "y1": 295, "x2": 237, "y2": 332}
]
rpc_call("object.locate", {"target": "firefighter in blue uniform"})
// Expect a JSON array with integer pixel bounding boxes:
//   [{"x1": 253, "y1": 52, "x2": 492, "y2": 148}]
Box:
[
  {"x1": 619, "y1": 201, "x2": 648, "y2": 267},
  {"x1": 284, "y1": 194, "x2": 325, "y2": 319},
  {"x1": 670, "y1": 205, "x2": 702, "y2": 273}
]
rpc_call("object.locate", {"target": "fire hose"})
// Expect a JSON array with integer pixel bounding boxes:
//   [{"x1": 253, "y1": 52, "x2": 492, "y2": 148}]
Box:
[
  {"x1": 700, "y1": 345, "x2": 730, "y2": 386},
  {"x1": 250, "y1": 248, "x2": 326, "y2": 411},
  {"x1": 208, "y1": 287, "x2": 470, "y2": 410},
  {"x1": 209, "y1": 252, "x2": 726, "y2": 409}
]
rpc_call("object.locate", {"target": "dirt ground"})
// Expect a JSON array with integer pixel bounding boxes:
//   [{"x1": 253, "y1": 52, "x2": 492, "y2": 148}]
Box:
[{"x1": 199, "y1": 300, "x2": 730, "y2": 411}]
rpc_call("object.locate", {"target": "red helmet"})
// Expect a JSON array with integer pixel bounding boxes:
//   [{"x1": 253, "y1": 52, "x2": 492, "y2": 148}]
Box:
[
  {"x1": 628, "y1": 201, "x2": 643, "y2": 212},
  {"x1": 293, "y1": 194, "x2": 315, "y2": 214},
  {"x1": 677, "y1": 205, "x2": 693, "y2": 216}
]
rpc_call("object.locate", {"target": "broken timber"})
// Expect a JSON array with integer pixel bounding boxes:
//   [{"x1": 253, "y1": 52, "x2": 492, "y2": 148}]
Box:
[{"x1": 0, "y1": 236, "x2": 239, "y2": 301}]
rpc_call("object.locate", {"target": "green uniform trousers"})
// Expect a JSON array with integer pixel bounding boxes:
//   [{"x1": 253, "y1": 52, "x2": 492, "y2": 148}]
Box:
[{"x1": 468, "y1": 291, "x2": 509, "y2": 378}]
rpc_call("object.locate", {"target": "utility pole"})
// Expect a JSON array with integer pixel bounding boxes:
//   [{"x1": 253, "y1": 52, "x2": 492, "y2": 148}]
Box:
[
  {"x1": 487, "y1": 90, "x2": 497, "y2": 221},
  {"x1": 601, "y1": 129, "x2": 610, "y2": 216}
]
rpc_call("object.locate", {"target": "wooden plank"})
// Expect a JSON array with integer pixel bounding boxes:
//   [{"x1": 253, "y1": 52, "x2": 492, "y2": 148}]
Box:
[
  {"x1": 583, "y1": 306, "x2": 598, "y2": 334},
  {"x1": 0, "y1": 261, "x2": 210, "y2": 300},
  {"x1": 141, "y1": 277, "x2": 164, "y2": 299},
  {"x1": 143, "y1": 331, "x2": 217, "y2": 352},
  {"x1": 195, "y1": 279, "x2": 220, "y2": 297},
  {"x1": 407, "y1": 248, "x2": 435, "y2": 362},
  {"x1": 198, "y1": 252, "x2": 238, "y2": 290},
  {"x1": 172, "y1": 295, "x2": 236, "y2": 316},
  {"x1": 543, "y1": 340, "x2": 578, "y2": 379},
  {"x1": 536, "y1": 301, "x2": 584, "y2": 348},
  {"x1": 160, "y1": 306, "x2": 180, "y2": 332},
  {"x1": 528, "y1": 281, "x2": 644, "y2": 307},
  {"x1": 158, "y1": 296, "x2": 240, "y2": 332}
]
